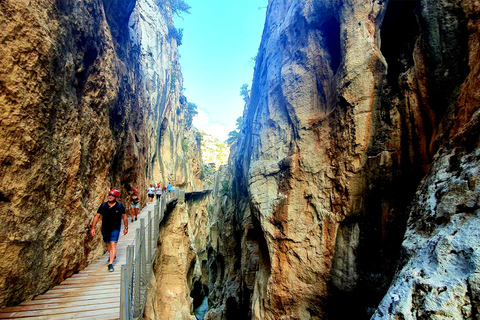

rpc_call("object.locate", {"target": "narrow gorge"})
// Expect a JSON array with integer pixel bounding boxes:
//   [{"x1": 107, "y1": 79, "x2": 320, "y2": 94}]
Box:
[{"x1": 1, "y1": 0, "x2": 479, "y2": 319}]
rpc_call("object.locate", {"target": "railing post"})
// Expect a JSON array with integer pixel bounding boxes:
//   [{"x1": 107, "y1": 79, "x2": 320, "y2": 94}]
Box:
[
  {"x1": 139, "y1": 217, "x2": 146, "y2": 308},
  {"x1": 147, "y1": 211, "x2": 152, "y2": 266},
  {"x1": 133, "y1": 229, "x2": 141, "y2": 317},
  {"x1": 120, "y1": 264, "x2": 128, "y2": 320},
  {"x1": 154, "y1": 204, "x2": 159, "y2": 241},
  {"x1": 126, "y1": 244, "x2": 134, "y2": 319}
]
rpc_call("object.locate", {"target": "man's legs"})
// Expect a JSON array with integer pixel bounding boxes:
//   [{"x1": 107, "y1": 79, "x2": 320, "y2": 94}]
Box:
[{"x1": 107, "y1": 242, "x2": 117, "y2": 264}]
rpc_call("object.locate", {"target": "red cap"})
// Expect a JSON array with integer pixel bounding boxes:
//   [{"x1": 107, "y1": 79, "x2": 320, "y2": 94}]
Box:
[
  {"x1": 133, "y1": 189, "x2": 138, "y2": 193},
  {"x1": 108, "y1": 189, "x2": 120, "y2": 197}
]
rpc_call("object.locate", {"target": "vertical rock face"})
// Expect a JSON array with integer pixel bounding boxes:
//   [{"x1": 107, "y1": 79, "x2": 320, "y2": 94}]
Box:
[
  {"x1": 0, "y1": 0, "x2": 198, "y2": 309},
  {"x1": 372, "y1": 1, "x2": 480, "y2": 318},
  {"x1": 202, "y1": 0, "x2": 478, "y2": 319},
  {"x1": 129, "y1": 0, "x2": 201, "y2": 191},
  {"x1": 145, "y1": 193, "x2": 212, "y2": 320}
]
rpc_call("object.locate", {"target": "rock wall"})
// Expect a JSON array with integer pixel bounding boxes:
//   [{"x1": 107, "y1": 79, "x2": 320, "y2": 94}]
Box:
[
  {"x1": 372, "y1": 0, "x2": 480, "y2": 318},
  {"x1": 0, "y1": 0, "x2": 199, "y2": 309},
  {"x1": 130, "y1": 0, "x2": 202, "y2": 192},
  {"x1": 145, "y1": 192, "x2": 213, "y2": 319},
  {"x1": 202, "y1": 0, "x2": 479, "y2": 319}
]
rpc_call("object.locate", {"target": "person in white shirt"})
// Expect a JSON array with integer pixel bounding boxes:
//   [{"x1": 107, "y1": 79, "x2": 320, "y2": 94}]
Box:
[{"x1": 147, "y1": 184, "x2": 155, "y2": 203}]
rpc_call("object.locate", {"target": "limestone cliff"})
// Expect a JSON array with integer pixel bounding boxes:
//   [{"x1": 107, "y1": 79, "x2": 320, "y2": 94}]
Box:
[
  {"x1": 144, "y1": 191, "x2": 212, "y2": 320},
  {"x1": 0, "y1": 0, "x2": 199, "y2": 309},
  {"x1": 130, "y1": 0, "x2": 202, "y2": 191},
  {"x1": 201, "y1": 0, "x2": 479, "y2": 319}
]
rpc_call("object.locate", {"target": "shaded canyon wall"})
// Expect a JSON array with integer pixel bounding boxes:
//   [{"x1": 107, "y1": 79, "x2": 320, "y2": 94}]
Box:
[{"x1": 200, "y1": 0, "x2": 479, "y2": 319}]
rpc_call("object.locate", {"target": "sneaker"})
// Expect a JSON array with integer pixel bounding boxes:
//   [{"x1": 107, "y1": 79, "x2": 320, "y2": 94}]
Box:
[
  {"x1": 108, "y1": 264, "x2": 114, "y2": 272},
  {"x1": 135, "y1": 217, "x2": 137, "y2": 221}
]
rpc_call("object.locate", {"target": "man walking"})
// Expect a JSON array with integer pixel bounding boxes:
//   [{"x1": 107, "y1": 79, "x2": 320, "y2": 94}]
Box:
[{"x1": 90, "y1": 189, "x2": 128, "y2": 272}]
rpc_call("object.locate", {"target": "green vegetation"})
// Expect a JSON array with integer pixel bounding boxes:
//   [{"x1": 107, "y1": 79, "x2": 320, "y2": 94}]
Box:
[
  {"x1": 200, "y1": 132, "x2": 229, "y2": 168},
  {"x1": 168, "y1": 0, "x2": 191, "y2": 18},
  {"x1": 181, "y1": 136, "x2": 189, "y2": 152},
  {"x1": 240, "y1": 83, "x2": 250, "y2": 103},
  {"x1": 220, "y1": 180, "x2": 231, "y2": 196},
  {"x1": 226, "y1": 116, "x2": 243, "y2": 145},
  {"x1": 156, "y1": 0, "x2": 191, "y2": 18},
  {"x1": 200, "y1": 163, "x2": 215, "y2": 180},
  {"x1": 195, "y1": 131, "x2": 202, "y2": 145},
  {"x1": 186, "y1": 102, "x2": 198, "y2": 127},
  {"x1": 168, "y1": 25, "x2": 184, "y2": 46},
  {"x1": 156, "y1": 0, "x2": 190, "y2": 46}
]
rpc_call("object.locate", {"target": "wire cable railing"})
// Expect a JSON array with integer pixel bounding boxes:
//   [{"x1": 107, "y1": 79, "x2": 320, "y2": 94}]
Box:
[{"x1": 120, "y1": 188, "x2": 185, "y2": 320}]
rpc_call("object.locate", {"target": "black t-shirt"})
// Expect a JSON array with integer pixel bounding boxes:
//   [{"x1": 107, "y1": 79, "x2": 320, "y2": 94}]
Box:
[{"x1": 97, "y1": 201, "x2": 126, "y2": 233}]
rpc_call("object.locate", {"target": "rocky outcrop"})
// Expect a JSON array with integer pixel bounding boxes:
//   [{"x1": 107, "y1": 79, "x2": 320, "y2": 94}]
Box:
[
  {"x1": 201, "y1": 0, "x2": 479, "y2": 319},
  {"x1": 0, "y1": 0, "x2": 198, "y2": 309}
]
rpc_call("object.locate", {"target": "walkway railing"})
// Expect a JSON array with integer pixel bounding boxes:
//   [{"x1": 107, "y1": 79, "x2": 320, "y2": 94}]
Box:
[{"x1": 120, "y1": 189, "x2": 185, "y2": 320}]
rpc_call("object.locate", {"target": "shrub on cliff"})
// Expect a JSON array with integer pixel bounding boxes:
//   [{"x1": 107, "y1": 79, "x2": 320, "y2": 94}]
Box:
[
  {"x1": 156, "y1": 0, "x2": 191, "y2": 18},
  {"x1": 168, "y1": 25, "x2": 184, "y2": 46}
]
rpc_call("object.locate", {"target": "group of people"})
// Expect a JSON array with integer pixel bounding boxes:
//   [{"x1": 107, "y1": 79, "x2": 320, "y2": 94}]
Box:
[
  {"x1": 146, "y1": 182, "x2": 175, "y2": 202},
  {"x1": 89, "y1": 183, "x2": 176, "y2": 272}
]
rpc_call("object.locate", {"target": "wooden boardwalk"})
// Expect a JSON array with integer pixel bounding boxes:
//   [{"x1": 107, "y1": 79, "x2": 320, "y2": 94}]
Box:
[{"x1": 0, "y1": 201, "x2": 159, "y2": 320}]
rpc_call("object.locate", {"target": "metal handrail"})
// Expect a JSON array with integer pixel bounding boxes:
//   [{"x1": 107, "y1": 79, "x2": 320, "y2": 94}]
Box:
[{"x1": 120, "y1": 189, "x2": 183, "y2": 320}]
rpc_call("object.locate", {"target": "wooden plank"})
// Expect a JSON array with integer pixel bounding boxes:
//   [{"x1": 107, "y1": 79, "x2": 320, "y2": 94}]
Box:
[
  {"x1": 59, "y1": 280, "x2": 119, "y2": 287},
  {"x1": 18, "y1": 293, "x2": 118, "y2": 305},
  {"x1": 71, "y1": 312, "x2": 120, "y2": 320},
  {"x1": 0, "y1": 302, "x2": 119, "y2": 319},
  {"x1": 63, "y1": 274, "x2": 119, "y2": 281},
  {"x1": 0, "y1": 307, "x2": 120, "y2": 320},
  {"x1": 34, "y1": 288, "x2": 119, "y2": 299},
  {"x1": 1, "y1": 297, "x2": 119, "y2": 312},
  {"x1": 49, "y1": 284, "x2": 120, "y2": 293}
]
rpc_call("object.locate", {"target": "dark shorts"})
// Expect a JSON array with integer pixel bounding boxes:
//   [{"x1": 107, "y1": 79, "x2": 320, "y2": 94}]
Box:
[
  {"x1": 102, "y1": 229, "x2": 120, "y2": 243},
  {"x1": 156, "y1": 194, "x2": 161, "y2": 199},
  {"x1": 148, "y1": 194, "x2": 154, "y2": 198}
]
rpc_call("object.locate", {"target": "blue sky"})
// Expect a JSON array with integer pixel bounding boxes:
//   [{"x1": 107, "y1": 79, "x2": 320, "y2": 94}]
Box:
[{"x1": 174, "y1": 0, "x2": 268, "y2": 141}]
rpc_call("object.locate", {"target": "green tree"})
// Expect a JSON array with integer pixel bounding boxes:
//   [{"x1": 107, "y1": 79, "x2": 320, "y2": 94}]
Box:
[
  {"x1": 225, "y1": 116, "x2": 243, "y2": 145},
  {"x1": 225, "y1": 129, "x2": 239, "y2": 145},
  {"x1": 186, "y1": 102, "x2": 198, "y2": 127},
  {"x1": 170, "y1": 0, "x2": 191, "y2": 18},
  {"x1": 235, "y1": 116, "x2": 243, "y2": 131},
  {"x1": 168, "y1": 25, "x2": 184, "y2": 46},
  {"x1": 156, "y1": 0, "x2": 191, "y2": 19},
  {"x1": 240, "y1": 83, "x2": 250, "y2": 103}
]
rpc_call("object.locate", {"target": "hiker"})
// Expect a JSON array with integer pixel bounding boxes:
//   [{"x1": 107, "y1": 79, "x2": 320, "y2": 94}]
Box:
[
  {"x1": 155, "y1": 183, "x2": 162, "y2": 201},
  {"x1": 90, "y1": 189, "x2": 128, "y2": 272},
  {"x1": 147, "y1": 183, "x2": 155, "y2": 202},
  {"x1": 167, "y1": 182, "x2": 172, "y2": 199},
  {"x1": 130, "y1": 189, "x2": 140, "y2": 222},
  {"x1": 171, "y1": 184, "x2": 175, "y2": 197},
  {"x1": 162, "y1": 183, "x2": 167, "y2": 195}
]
